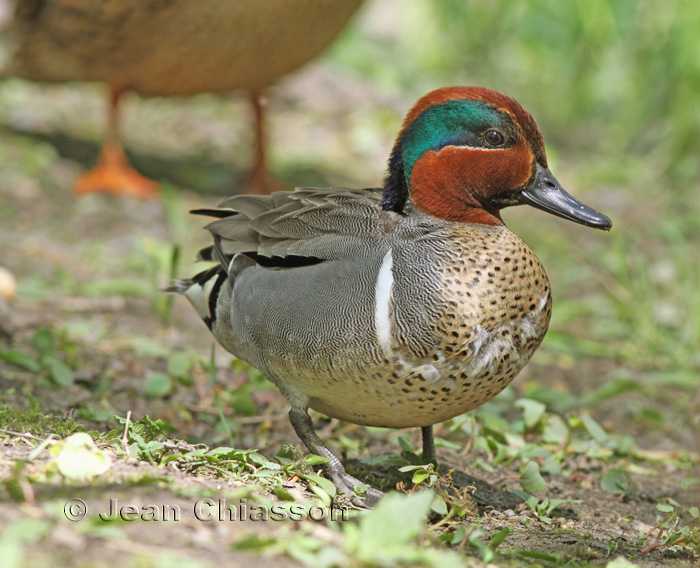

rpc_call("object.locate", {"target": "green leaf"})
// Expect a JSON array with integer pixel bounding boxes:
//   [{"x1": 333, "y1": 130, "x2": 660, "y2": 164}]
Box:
[
  {"x1": 303, "y1": 454, "x2": 330, "y2": 467},
  {"x1": 0, "y1": 350, "x2": 41, "y2": 372},
  {"x1": 145, "y1": 372, "x2": 173, "y2": 397},
  {"x1": 307, "y1": 484, "x2": 332, "y2": 507},
  {"x1": 520, "y1": 461, "x2": 546, "y2": 493},
  {"x1": 55, "y1": 433, "x2": 111, "y2": 481},
  {"x1": 605, "y1": 557, "x2": 640, "y2": 568},
  {"x1": 4, "y1": 479, "x2": 27, "y2": 503},
  {"x1": 0, "y1": 541, "x2": 22, "y2": 568},
  {"x1": 32, "y1": 328, "x2": 57, "y2": 358},
  {"x1": 398, "y1": 436, "x2": 414, "y2": 453},
  {"x1": 412, "y1": 470, "x2": 430, "y2": 484},
  {"x1": 297, "y1": 474, "x2": 337, "y2": 498},
  {"x1": 656, "y1": 503, "x2": 674, "y2": 513},
  {"x1": 488, "y1": 527, "x2": 511, "y2": 550},
  {"x1": 512, "y1": 489, "x2": 538, "y2": 510},
  {"x1": 515, "y1": 398, "x2": 546, "y2": 429},
  {"x1": 229, "y1": 391, "x2": 257, "y2": 416},
  {"x1": 518, "y1": 550, "x2": 559, "y2": 562},
  {"x1": 544, "y1": 498, "x2": 582, "y2": 515},
  {"x1": 271, "y1": 486, "x2": 296, "y2": 502},
  {"x1": 46, "y1": 357, "x2": 73, "y2": 387},
  {"x1": 581, "y1": 414, "x2": 608, "y2": 444},
  {"x1": 167, "y1": 352, "x2": 192, "y2": 378},
  {"x1": 0, "y1": 518, "x2": 52, "y2": 544},
  {"x1": 355, "y1": 491, "x2": 433, "y2": 557},
  {"x1": 82, "y1": 278, "x2": 150, "y2": 298},
  {"x1": 600, "y1": 469, "x2": 631, "y2": 493},
  {"x1": 431, "y1": 496, "x2": 448, "y2": 516},
  {"x1": 541, "y1": 457, "x2": 562, "y2": 475},
  {"x1": 542, "y1": 415, "x2": 569, "y2": 445}
]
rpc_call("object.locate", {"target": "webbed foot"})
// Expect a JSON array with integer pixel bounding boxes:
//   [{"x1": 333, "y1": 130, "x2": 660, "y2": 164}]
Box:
[{"x1": 288, "y1": 408, "x2": 383, "y2": 508}]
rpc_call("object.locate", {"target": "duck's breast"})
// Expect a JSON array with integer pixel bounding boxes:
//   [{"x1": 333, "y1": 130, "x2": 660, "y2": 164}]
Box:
[{"x1": 374, "y1": 222, "x2": 552, "y2": 427}]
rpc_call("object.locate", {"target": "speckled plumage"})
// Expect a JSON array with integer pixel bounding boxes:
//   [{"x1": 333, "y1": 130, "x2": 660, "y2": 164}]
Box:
[{"x1": 173, "y1": 87, "x2": 611, "y2": 506}]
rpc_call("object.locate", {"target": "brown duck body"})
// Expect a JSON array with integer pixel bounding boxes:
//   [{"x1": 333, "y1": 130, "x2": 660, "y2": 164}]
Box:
[
  {"x1": 3, "y1": 0, "x2": 363, "y2": 197},
  {"x1": 5, "y1": 0, "x2": 362, "y2": 95},
  {"x1": 194, "y1": 189, "x2": 551, "y2": 429}
]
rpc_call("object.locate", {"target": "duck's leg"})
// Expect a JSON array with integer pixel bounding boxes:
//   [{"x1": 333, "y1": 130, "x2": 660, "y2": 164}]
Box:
[
  {"x1": 421, "y1": 425, "x2": 437, "y2": 463},
  {"x1": 419, "y1": 424, "x2": 523, "y2": 509},
  {"x1": 243, "y1": 90, "x2": 286, "y2": 195},
  {"x1": 74, "y1": 84, "x2": 159, "y2": 199},
  {"x1": 288, "y1": 408, "x2": 384, "y2": 508}
]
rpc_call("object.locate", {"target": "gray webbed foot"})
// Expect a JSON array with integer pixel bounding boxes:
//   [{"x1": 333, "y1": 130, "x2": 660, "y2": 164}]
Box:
[
  {"x1": 328, "y1": 469, "x2": 384, "y2": 509},
  {"x1": 288, "y1": 408, "x2": 383, "y2": 508}
]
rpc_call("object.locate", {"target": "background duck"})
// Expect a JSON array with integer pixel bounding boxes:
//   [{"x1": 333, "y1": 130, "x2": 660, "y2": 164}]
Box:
[
  {"x1": 2, "y1": 0, "x2": 363, "y2": 197},
  {"x1": 173, "y1": 86, "x2": 612, "y2": 506}
]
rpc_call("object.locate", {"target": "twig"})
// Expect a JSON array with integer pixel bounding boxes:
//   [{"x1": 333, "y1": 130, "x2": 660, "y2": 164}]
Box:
[
  {"x1": 461, "y1": 417, "x2": 476, "y2": 456},
  {"x1": 0, "y1": 428, "x2": 45, "y2": 441},
  {"x1": 122, "y1": 410, "x2": 132, "y2": 456},
  {"x1": 27, "y1": 434, "x2": 56, "y2": 460}
]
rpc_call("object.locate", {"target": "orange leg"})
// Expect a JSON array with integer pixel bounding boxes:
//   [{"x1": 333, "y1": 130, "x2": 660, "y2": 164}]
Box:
[
  {"x1": 74, "y1": 84, "x2": 160, "y2": 199},
  {"x1": 243, "y1": 90, "x2": 287, "y2": 195}
]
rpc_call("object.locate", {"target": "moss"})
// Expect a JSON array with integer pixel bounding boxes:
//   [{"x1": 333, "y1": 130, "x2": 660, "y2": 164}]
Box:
[{"x1": 0, "y1": 405, "x2": 100, "y2": 440}]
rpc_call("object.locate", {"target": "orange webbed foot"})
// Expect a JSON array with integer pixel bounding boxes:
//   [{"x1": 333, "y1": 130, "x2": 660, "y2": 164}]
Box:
[{"x1": 74, "y1": 143, "x2": 159, "y2": 199}]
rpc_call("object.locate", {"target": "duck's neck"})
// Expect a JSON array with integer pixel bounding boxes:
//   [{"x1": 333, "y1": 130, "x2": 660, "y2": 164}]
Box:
[
  {"x1": 381, "y1": 144, "x2": 408, "y2": 213},
  {"x1": 381, "y1": 145, "x2": 504, "y2": 226}
]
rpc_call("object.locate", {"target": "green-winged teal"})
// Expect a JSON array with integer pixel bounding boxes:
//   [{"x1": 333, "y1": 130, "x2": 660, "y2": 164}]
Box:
[
  {"x1": 173, "y1": 86, "x2": 612, "y2": 506},
  {"x1": 3, "y1": 0, "x2": 363, "y2": 197}
]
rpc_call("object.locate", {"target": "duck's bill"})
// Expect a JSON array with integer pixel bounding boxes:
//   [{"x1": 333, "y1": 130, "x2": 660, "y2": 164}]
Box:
[{"x1": 519, "y1": 165, "x2": 612, "y2": 230}]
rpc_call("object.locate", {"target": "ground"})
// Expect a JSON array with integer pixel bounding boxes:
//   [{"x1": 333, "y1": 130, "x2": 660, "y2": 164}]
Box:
[{"x1": 1, "y1": 3, "x2": 700, "y2": 566}]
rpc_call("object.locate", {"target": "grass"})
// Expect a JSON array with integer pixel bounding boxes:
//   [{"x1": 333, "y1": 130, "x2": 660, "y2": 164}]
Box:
[{"x1": 2, "y1": 401, "x2": 697, "y2": 566}]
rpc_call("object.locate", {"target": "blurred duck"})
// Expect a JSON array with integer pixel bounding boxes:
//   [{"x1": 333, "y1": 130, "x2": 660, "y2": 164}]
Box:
[
  {"x1": 173, "y1": 87, "x2": 612, "y2": 505},
  {"x1": 3, "y1": 0, "x2": 363, "y2": 197}
]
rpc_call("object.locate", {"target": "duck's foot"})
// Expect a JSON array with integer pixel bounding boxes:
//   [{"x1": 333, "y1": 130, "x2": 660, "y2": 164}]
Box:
[
  {"x1": 327, "y1": 469, "x2": 384, "y2": 509},
  {"x1": 289, "y1": 408, "x2": 383, "y2": 508},
  {"x1": 74, "y1": 143, "x2": 160, "y2": 199}
]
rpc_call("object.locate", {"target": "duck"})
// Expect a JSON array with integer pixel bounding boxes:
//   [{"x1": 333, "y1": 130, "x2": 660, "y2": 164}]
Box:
[
  {"x1": 3, "y1": 0, "x2": 363, "y2": 197},
  {"x1": 172, "y1": 86, "x2": 612, "y2": 506}
]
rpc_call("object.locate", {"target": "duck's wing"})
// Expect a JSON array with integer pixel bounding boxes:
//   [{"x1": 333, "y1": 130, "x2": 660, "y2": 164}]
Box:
[{"x1": 193, "y1": 187, "x2": 397, "y2": 272}]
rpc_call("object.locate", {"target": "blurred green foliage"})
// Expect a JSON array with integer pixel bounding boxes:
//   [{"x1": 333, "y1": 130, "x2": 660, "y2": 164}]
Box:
[{"x1": 336, "y1": 0, "x2": 700, "y2": 185}]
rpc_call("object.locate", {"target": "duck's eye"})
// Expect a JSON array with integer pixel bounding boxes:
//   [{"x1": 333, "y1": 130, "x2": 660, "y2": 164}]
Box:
[{"x1": 485, "y1": 130, "x2": 505, "y2": 147}]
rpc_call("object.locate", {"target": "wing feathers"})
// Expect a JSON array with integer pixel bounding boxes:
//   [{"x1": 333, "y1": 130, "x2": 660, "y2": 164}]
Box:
[{"x1": 195, "y1": 187, "x2": 396, "y2": 273}]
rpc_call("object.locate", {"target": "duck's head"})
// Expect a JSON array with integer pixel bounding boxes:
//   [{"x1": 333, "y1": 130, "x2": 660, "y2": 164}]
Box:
[{"x1": 382, "y1": 86, "x2": 612, "y2": 230}]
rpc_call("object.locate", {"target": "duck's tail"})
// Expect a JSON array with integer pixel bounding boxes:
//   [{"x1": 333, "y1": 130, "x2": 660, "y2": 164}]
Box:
[{"x1": 166, "y1": 265, "x2": 227, "y2": 330}]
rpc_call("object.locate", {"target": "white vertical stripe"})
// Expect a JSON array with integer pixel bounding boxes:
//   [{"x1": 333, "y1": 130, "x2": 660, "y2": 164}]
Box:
[{"x1": 375, "y1": 249, "x2": 394, "y2": 355}]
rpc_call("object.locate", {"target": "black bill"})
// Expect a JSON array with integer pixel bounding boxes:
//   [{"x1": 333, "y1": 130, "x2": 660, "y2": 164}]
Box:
[{"x1": 519, "y1": 164, "x2": 612, "y2": 230}]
